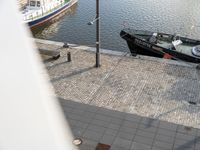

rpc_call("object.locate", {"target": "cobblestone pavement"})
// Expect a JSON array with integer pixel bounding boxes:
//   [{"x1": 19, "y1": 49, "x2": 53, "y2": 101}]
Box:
[{"x1": 37, "y1": 40, "x2": 200, "y2": 129}]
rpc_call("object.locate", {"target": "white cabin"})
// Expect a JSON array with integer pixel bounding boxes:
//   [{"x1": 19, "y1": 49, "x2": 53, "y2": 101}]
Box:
[
  {"x1": 23, "y1": 0, "x2": 65, "y2": 21},
  {"x1": 26, "y1": 0, "x2": 64, "y2": 10}
]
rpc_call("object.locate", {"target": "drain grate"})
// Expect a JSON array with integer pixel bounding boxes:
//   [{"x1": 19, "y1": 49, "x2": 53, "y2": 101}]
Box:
[{"x1": 95, "y1": 143, "x2": 111, "y2": 150}]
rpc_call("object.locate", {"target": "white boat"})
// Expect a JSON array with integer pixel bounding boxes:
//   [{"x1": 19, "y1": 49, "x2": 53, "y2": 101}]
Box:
[{"x1": 22, "y1": 0, "x2": 78, "y2": 28}]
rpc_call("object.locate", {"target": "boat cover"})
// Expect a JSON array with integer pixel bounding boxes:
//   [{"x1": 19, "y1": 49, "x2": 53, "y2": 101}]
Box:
[{"x1": 192, "y1": 45, "x2": 200, "y2": 57}]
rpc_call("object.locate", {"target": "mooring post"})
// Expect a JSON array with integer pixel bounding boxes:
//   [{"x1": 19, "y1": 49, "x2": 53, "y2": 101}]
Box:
[
  {"x1": 63, "y1": 43, "x2": 69, "y2": 48},
  {"x1": 67, "y1": 52, "x2": 71, "y2": 62},
  {"x1": 196, "y1": 64, "x2": 200, "y2": 70}
]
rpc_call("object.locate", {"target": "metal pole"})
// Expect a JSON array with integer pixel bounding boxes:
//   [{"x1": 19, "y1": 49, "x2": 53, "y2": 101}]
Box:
[{"x1": 96, "y1": 0, "x2": 100, "y2": 67}]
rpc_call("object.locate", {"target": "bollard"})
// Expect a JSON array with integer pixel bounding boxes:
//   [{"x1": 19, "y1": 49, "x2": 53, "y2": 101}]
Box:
[
  {"x1": 67, "y1": 52, "x2": 71, "y2": 62},
  {"x1": 196, "y1": 64, "x2": 200, "y2": 70},
  {"x1": 63, "y1": 43, "x2": 69, "y2": 48}
]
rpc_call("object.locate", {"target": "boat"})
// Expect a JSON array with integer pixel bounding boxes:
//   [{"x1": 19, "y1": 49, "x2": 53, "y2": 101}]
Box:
[
  {"x1": 120, "y1": 28, "x2": 200, "y2": 63},
  {"x1": 22, "y1": 0, "x2": 78, "y2": 28}
]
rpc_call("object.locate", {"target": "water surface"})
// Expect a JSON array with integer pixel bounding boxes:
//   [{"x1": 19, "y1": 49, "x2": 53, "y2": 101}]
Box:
[{"x1": 34, "y1": 0, "x2": 200, "y2": 52}]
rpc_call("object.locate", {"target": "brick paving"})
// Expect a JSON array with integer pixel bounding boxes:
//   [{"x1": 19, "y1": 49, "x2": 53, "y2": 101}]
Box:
[{"x1": 38, "y1": 40, "x2": 200, "y2": 128}]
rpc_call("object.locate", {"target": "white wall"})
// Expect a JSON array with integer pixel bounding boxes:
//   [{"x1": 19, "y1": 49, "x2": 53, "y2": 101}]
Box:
[{"x1": 0, "y1": 1, "x2": 78, "y2": 150}]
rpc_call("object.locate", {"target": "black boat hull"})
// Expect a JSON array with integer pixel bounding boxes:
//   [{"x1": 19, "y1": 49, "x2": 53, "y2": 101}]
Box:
[
  {"x1": 120, "y1": 30, "x2": 164, "y2": 57},
  {"x1": 126, "y1": 37, "x2": 164, "y2": 58},
  {"x1": 120, "y1": 29, "x2": 200, "y2": 63}
]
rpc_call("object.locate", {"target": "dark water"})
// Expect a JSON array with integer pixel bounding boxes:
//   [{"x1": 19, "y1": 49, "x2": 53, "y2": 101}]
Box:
[{"x1": 34, "y1": 0, "x2": 200, "y2": 52}]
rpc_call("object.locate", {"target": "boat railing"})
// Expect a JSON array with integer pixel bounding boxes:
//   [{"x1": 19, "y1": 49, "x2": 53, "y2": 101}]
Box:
[{"x1": 24, "y1": 2, "x2": 65, "y2": 21}]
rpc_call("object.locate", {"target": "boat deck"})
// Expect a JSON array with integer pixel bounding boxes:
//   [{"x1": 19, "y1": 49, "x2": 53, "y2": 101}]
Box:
[{"x1": 157, "y1": 41, "x2": 194, "y2": 56}]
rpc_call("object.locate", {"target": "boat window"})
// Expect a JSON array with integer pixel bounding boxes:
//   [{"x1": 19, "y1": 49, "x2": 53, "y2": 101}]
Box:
[
  {"x1": 30, "y1": 1, "x2": 36, "y2": 6},
  {"x1": 37, "y1": 1, "x2": 41, "y2": 7}
]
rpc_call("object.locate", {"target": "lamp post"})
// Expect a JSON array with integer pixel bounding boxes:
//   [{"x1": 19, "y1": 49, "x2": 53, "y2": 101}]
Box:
[
  {"x1": 96, "y1": 0, "x2": 100, "y2": 67},
  {"x1": 88, "y1": 0, "x2": 100, "y2": 68}
]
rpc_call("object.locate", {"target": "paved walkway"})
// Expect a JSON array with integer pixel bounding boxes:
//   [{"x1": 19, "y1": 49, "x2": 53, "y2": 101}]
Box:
[
  {"x1": 37, "y1": 39, "x2": 200, "y2": 128},
  {"x1": 59, "y1": 98, "x2": 200, "y2": 150},
  {"x1": 35, "y1": 39, "x2": 200, "y2": 149}
]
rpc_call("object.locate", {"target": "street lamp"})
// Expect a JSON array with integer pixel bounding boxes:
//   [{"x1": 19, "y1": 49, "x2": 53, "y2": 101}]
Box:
[{"x1": 88, "y1": 0, "x2": 100, "y2": 68}]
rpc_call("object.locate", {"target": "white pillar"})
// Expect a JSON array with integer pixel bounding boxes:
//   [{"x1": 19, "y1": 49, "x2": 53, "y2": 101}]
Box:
[{"x1": 0, "y1": 1, "x2": 78, "y2": 150}]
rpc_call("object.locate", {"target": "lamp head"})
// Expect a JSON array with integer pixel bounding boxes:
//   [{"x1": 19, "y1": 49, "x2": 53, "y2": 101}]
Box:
[{"x1": 87, "y1": 21, "x2": 93, "y2": 25}]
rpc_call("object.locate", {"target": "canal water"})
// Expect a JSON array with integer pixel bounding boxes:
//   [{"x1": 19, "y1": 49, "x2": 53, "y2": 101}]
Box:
[{"x1": 34, "y1": 0, "x2": 200, "y2": 52}]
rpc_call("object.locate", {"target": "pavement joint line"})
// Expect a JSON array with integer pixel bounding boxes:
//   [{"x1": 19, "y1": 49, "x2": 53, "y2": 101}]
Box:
[
  {"x1": 172, "y1": 123, "x2": 179, "y2": 150},
  {"x1": 195, "y1": 127, "x2": 199, "y2": 149},
  {"x1": 151, "y1": 120, "x2": 161, "y2": 149},
  {"x1": 115, "y1": 116, "x2": 135, "y2": 146},
  {"x1": 130, "y1": 115, "x2": 143, "y2": 148}
]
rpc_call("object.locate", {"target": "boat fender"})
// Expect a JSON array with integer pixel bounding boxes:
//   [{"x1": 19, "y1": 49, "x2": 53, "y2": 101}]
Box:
[{"x1": 192, "y1": 45, "x2": 200, "y2": 57}]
